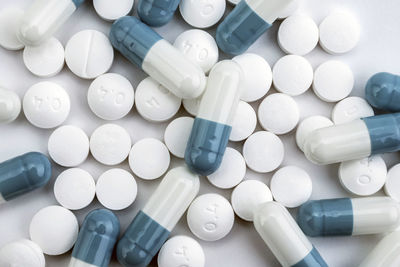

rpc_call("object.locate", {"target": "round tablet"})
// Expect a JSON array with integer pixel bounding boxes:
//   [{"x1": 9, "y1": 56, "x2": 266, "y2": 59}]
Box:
[
  {"x1": 65, "y1": 30, "x2": 114, "y2": 79},
  {"x1": 339, "y1": 156, "x2": 387, "y2": 196},
  {"x1": 93, "y1": 0, "x2": 134, "y2": 21},
  {"x1": 179, "y1": 0, "x2": 226, "y2": 28},
  {"x1": 270, "y1": 166, "x2": 312, "y2": 208},
  {"x1": 187, "y1": 194, "x2": 234, "y2": 241},
  {"x1": 332, "y1": 96, "x2": 374, "y2": 124},
  {"x1": 207, "y1": 147, "x2": 246, "y2": 189},
  {"x1": 319, "y1": 12, "x2": 360, "y2": 55},
  {"x1": 278, "y1": 0, "x2": 300, "y2": 19},
  {"x1": 29, "y1": 205, "x2": 79, "y2": 255},
  {"x1": 243, "y1": 131, "x2": 284, "y2": 173},
  {"x1": 0, "y1": 88, "x2": 21, "y2": 124},
  {"x1": 23, "y1": 37, "x2": 64, "y2": 78},
  {"x1": 385, "y1": 164, "x2": 400, "y2": 201},
  {"x1": 0, "y1": 8, "x2": 24, "y2": 50},
  {"x1": 296, "y1": 116, "x2": 333, "y2": 151},
  {"x1": 54, "y1": 168, "x2": 96, "y2": 210},
  {"x1": 164, "y1": 117, "x2": 194, "y2": 158},
  {"x1": 183, "y1": 95, "x2": 202, "y2": 116},
  {"x1": 0, "y1": 239, "x2": 45, "y2": 267},
  {"x1": 231, "y1": 180, "x2": 273, "y2": 222},
  {"x1": 233, "y1": 53, "x2": 272, "y2": 102},
  {"x1": 129, "y1": 138, "x2": 170, "y2": 180},
  {"x1": 48, "y1": 125, "x2": 90, "y2": 167},
  {"x1": 278, "y1": 14, "x2": 319, "y2": 56},
  {"x1": 158, "y1": 236, "x2": 205, "y2": 267},
  {"x1": 87, "y1": 73, "x2": 134, "y2": 120},
  {"x1": 90, "y1": 124, "x2": 132, "y2": 165},
  {"x1": 135, "y1": 77, "x2": 181, "y2": 122},
  {"x1": 96, "y1": 168, "x2": 138, "y2": 210},
  {"x1": 230, "y1": 101, "x2": 257, "y2": 142},
  {"x1": 23, "y1": 81, "x2": 70, "y2": 129},
  {"x1": 258, "y1": 93, "x2": 299, "y2": 135},
  {"x1": 313, "y1": 60, "x2": 354, "y2": 102}
]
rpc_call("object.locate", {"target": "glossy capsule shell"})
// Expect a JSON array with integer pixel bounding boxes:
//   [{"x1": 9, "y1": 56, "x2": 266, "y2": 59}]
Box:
[
  {"x1": 117, "y1": 166, "x2": 199, "y2": 267},
  {"x1": 137, "y1": 0, "x2": 181, "y2": 27},
  {"x1": 109, "y1": 16, "x2": 206, "y2": 99},
  {"x1": 0, "y1": 152, "x2": 51, "y2": 203},
  {"x1": 365, "y1": 72, "x2": 400, "y2": 112},
  {"x1": 0, "y1": 88, "x2": 21, "y2": 124},
  {"x1": 185, "y1": 60, "x2": 243, "y2": 176},
  {"x1": 297, "y1": 197, "x2": 400, "y2": 237}
]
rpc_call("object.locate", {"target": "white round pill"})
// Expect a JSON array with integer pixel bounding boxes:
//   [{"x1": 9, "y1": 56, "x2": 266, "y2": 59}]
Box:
[
  {"x1": 48, "y1": 125, "x2": 90, "y2": 167},
  {"x1": 0, "y1": 88, "x2": 21, "y2": 124},
  {"x1": 129, "y1": 138, "x2": 170, "y2": 180},
  {"x1": 231, "y1": 180, "x2": 273, "y2": 222},
  {"x1": 233, "y1": 53, "x2": 272, "y2": 102},
  {"x1": 339, "y1": 156, "x2": 387, "y2": 196},
  {"x1": 258, "y1": 93, "x2": 299, "y2": 135},
  {"x1": 158, "y1": 236, "x2": 205, "y2": 267},
  {"x1": 0, "y1": 239, "x2": 45, "y2": 267},
  {"x1": 187, "y1": 194, "x2": 234, "y2": 241},
  {"x1": 23, "y1": 37, "x2": 64, "y2": 78},
  {"x1": 296, "y1": 116, "x2": 333, "y2": 151},
  {"x1": 0, "y1": 8, "x2": 24, "y2": 50},
  {"x1": 65, "y1": 30, "x2": 114, "y2": 79},
  {"x1": 54, "y1": 168, "x2": 96, "y2": 210},
  {"x1": 135, "y1": 77, "x2": 181, "y2": 122},
  {"x1": 278, "y1": 0, "x2": 300, "y2": 19},
  {"x1": 23, "y1": 82, "x2": 70, "y2": 129},
  {"x1": 313, "y1": 60, "x2": 354, "y2": 102},
  {"x1": 164, "y1": 117, "x2": 194, "y2": 158},
  {"x1": 96, "y1": 168, "x2": 138, "y2": 210},
  {"x1": 230, "y1": 101, "x2": 257, "y2": 142},
  {"x1": 93, "y1": 0, "x2": 134, "y2": 21},
  {"x1": 90, "y1": 124, "x2": 132, "y2": 165},
  {"x1": 385, "y1": 164, "x2": 400, "y2": 201},
  {"x1": 179, "y1": 0, "x2": 226, "y2": 28},
  {"x1": 272, "y1": 55, "x2": 313, "y2": 96},
  {"x1": 183, "y1": 94, "x2": 202, "y2": 116},
  {"x1": 270, "y1": 166, "x2": 312, "y2": 208},
  {"x1": 319, "y1": 12, "x2": 360, "y2": 55},
  {"x1": 29, "y1": 205, "x2": 79, "y2": 255},
  {"x1": 332, "y1": 96, "x2": 374, "y2": 124},
  {"x1": 88, "y1": 73, "x2": 134, "y2": 120}
]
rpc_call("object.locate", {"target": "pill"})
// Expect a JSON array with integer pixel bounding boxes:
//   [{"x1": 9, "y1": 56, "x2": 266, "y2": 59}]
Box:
[
  {"x1": 0, "y1": 239, "x2": 45, "y2": 267},
  {"x1": 278, "y1": 15, "x2": 319, "y2": 56},
  {"x1": 93, "y1": 0, "x2": 134, "y2": 21},
  {"x1": 216, "y1": 0, "x2": 293, "y2": 55},
  {"x1": 29, "y1": 205, "x2": 79, "y2": 255},
  {"x1": 0, "y1": 88, "x2": 21, "y2": 123},
  {"x1": 65, "y1": 30, "x2": 114, "y2": 79},
  {"x1": 87, "y1": 73, "x2": 134, "y2": 120},
  {"x1": 243, "y1": 131, "x2": 284, "y2": 173},
  {"x1": 303, "y1": 113, "x2": 400, "y2": 165},
  {"x1": 179, "y1": 0, "x2": 226, "y2": 29},
  {"x1": 385, "y1": 164, "x2": 400, "y2": 201},
  {"x1": 96, "y1": 168, "x2": 137, "y2": 211},
  {"x1": 54, "y1": 168, "x2": 96, "y2": 210},
  {"x1": 158, "y1": 235, "x2": 205, "y2": 267},
  {"x1": 0, "y1": 152, "x2": 51, "y2": 204},
  {"x1": 48, "y1": 125, "x2": 90, "y2": 167},
  {"x1": 129, "y1": 138, "x2": 170, "y2": 180},
  {"x1": 298, "y1": 197, "x2": 400, "y2": 237},
  {"x1": 313, "y1": 60, "x2": 354, "y2": 102},
  {"x1": 173, "y1": 29, "x2": 219, "y2": 73},
  {"x1": 227, "y1": 0, "x2": 240, "y2": 5},
  {"x1": 110, "y1": 16, "x2": 206, "y2": 99},
  {"x1": 187, "y1": 193, "x2": 234, "y2": 241},
  {"x1": 69, "y1": 209, "x2": 120, "y2": 267},
  {"x1": 18, "y1": 0, "x2": 86, "y2": 46},
  {"x1": 23, "y1": 37, "x2": 65, "y2": 78},
  {"x1": 254, "y1": 202, "x2": 328, "y2": 267},
  {"x1": 296, "y1": 116, "x2": 333, "y2": 152},
  {"x1": 0, "y1": 8, "x2": 24, "y2": 50},
  {"x1": 230, "y1": 101, "x2": 257, "y2": 142},
  {"x1": 319, "y1": 12, "x2": 360, "y2": 55},
  {"x1": 185, "y1": 60, "x2": 242, "y2": 176},
  {"x1": 258, "y1": 93, "x2": 300, "y2": 135},
  {"x1": 332, "y1": 96, "x2": 374, "y2": 124},
  {"x1": 183, "y1": 94, "x2": 202, "y2": 116},
  {"x1": 23, "y1": 81, "x2": 70, "y2": 129},
  {"x1": 90, "y1": 124, "x2": 132, "y2": 165},
  {"x1": 365, "y1": 72, "x2": 400, "y2": 112},
  {"x1": 164, "y1": 116, "x2": 194, "y2": 158},
  {"x1": 232, "y1": 53, "x2": 272, "y2": 102},
  {"x1": 138, "y1": 0, "x2": 180, "y2": 27},
  {"x1": 277, "y1": 0, "x2": 300, "y2": 19},
  {"x1": 117, "y1": 166, "x2": 200, "y2": 267},
  {"x1": 135, "y1": 77, "x2": 181, "y2": 122},
  {"x1": 231, "y1": 180, "x2": 273, "y2": 222}
]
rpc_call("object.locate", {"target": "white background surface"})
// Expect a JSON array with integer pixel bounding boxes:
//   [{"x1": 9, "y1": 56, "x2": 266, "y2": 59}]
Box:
[{"x1": 1, "y1": 0, "x2": 400, "y2": 266}]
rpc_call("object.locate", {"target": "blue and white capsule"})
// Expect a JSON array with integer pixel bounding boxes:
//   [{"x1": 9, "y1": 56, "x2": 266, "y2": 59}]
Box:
[
  {"x1": 117, "y1": 166, "x2": 199, "y2": 267},
  {"x1": 297, "y1": 197, "x2": 400, "y2": 237},
  {"x1": 365, "y1": 72, "x2": 400, "y2": 112},
  {"x1": 109, "y1": 16, "x2": 206, "y2": 99},
  {"x1": 184, "y1": 60, "x2": 243, "y2": 176},
  {"x1": 137, "y1": 0, "x2": 181, "y2": 27}
]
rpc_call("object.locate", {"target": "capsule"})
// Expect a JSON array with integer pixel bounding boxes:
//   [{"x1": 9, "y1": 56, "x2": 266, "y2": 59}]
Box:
[
  {"x1": 303, "y1": 113, "x2": 400, "y2": 165},
  {"x1": 18, "y1": 0, "x2": 86, "y2": 46},
  {"x1": 297, "y1": 197, "x2": 400, "y2": 237},
  {"x1": 117, "y1": 166, "x2": 199, "y2": 267},
  {"x1": 109, "y1": 16, "x2": 206, "y2": 99},
  {"x1": 137, "y1": 0, "x2": 181, "y2": 27},
  {"x1": 0, "y1": 88, "x2": 21, "y2": 124},
  {"x1": 69, "y1": 209, "x2": 120, "y2": 267},
  {"x1": 365, "y1": 72, "x2": 400, "y2": 112},
  {"x1": 254, "y1": 202, "x2": 327, "y2": 267},
  {"x1": 184, "y1": 60, "x2": 242, "y2": 176}
]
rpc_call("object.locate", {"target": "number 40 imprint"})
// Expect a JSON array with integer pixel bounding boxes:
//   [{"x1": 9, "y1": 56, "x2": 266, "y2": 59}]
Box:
[{"x1": 204, "y1": 203, "x2": 219, "y2": 232}]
